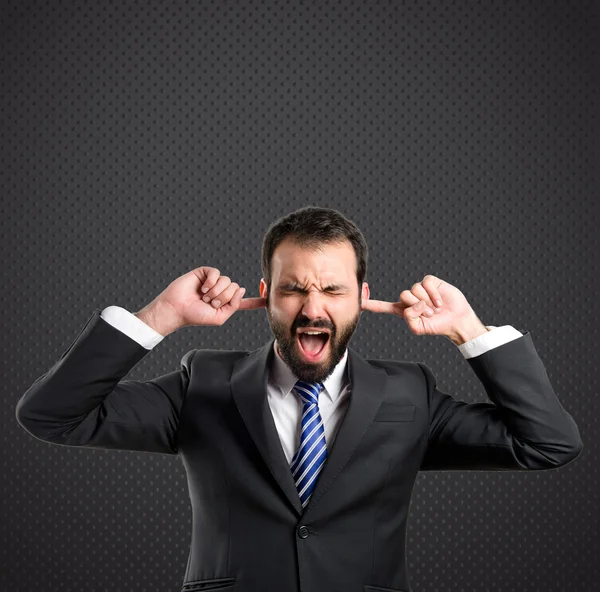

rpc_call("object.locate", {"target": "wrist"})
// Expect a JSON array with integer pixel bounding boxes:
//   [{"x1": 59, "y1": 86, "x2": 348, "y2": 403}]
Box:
[
  {"x1": 134, "y1": 300, "x2": 181, "y2": 337},
  {"x1": 446, "y1": 316, "x2": 489, "y2": 346}
]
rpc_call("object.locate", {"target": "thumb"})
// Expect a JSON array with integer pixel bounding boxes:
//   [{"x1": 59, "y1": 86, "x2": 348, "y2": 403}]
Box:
[{"x1": 403, "y1": 301, "x2": 431, "y2": 335}]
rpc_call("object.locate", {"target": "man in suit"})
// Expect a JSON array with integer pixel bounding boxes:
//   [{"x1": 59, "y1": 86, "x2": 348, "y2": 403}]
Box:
[{"x1": 15, "y1": 206, "x2": 583, "y2": 592}]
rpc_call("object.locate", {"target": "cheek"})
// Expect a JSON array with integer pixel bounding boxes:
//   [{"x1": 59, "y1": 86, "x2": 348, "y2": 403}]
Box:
[
  {"x1": 337, "y1": 300, "x2": 358, "y2": 316},
  {"x1": 269, "y1": 301, "x2": 298, "y2": 326},
  {"x1": 273, "y1": 297, "x2": 301, "y2": 315}
]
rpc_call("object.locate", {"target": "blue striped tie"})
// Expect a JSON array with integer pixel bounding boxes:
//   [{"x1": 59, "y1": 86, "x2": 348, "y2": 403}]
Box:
[{"x1": 290, "y1": 380, "x2": 327, "y2": 509}]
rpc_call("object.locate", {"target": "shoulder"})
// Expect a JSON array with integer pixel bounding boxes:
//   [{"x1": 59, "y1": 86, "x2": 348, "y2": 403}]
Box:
[{"x1": 181, "y1": 347, "x2": 250, "y2": 366}]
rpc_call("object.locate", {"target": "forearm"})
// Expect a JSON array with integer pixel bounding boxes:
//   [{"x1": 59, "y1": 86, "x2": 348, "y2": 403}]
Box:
[{"x1": 15, "y1": 309, "x2": 149, "y2": 441}]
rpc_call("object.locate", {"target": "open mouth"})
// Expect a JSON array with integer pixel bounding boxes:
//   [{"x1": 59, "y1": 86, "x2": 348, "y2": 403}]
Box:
[{"x1": 297, "y1": 331, "x2": 330, "y2": 361}]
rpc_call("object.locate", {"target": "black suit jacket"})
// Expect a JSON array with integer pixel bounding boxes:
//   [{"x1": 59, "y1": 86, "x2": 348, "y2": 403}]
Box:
[{"x1": 15, "y1": 309, "x2": 583, "y2": 592}]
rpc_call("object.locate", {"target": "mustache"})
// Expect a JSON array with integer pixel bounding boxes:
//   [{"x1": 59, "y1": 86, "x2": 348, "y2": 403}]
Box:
[{"x1": 293, "y1": 321, "x2": 334, "y2": 332}]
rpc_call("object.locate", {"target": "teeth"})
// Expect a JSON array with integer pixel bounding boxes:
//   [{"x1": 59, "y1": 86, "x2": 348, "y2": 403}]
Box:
[{"x1": 301, "y1": 331, "x2": 326, "y2": 335}]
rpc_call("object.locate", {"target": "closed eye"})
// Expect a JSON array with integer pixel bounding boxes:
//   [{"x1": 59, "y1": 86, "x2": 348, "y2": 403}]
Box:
[{"x1": 279, "y1": 286, "x2": 344, "y2": 294}]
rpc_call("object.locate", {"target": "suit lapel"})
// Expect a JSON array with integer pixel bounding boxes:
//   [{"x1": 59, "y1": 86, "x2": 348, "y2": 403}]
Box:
[
  {"x1": 302, "y1": 345, "x2": 388, "y2": 517},
  {"x1": 231, "y1": 338, "x2": 302, "y2": 513},
  {"x1": 231, "y1": 338, "x2": 389, "y2": 517}
]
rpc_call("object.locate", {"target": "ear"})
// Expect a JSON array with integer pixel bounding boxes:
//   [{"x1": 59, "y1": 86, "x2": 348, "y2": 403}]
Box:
[
  {"x1": 260, "y1": 278, "x2": 267, "y2": 299},
  {"x1": 361, "y1": 282, "x2": 370, "y2": 301}
]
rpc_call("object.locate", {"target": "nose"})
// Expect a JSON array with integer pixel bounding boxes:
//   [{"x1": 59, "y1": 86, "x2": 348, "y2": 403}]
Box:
[{"x1": 299, "y1": 290, "x2": 329, "y2": 322}]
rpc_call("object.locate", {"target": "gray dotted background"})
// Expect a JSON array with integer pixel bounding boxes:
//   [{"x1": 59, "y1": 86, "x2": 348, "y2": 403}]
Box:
[{"x1": 2, "y1": 1, "x2": 598, "y2": 591}]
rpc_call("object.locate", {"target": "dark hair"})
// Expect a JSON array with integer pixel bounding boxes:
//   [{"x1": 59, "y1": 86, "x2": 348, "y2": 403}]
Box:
[{"x1": 261, "y1": 206, "x2": 368, "y2": 296}]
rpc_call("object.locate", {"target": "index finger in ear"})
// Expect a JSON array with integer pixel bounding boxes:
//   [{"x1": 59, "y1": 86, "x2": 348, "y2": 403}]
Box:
[
  {"x1": 238, "y1": 296, "x2": 267, "y2": 310},
  {"x1": 361, "y1": 298, "x2": 401, "y2": 314}
]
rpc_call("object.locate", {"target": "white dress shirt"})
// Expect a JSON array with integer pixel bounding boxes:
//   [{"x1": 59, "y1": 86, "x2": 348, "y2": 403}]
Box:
[{"x1": 100, "y1": 305, "x2": 523, "y2": 464}]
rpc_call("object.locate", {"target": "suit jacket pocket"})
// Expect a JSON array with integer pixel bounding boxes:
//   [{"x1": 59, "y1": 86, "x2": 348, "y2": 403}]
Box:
[
  {"x1": 364, "y1": 585, "x2": 409, "y2": 592},
  {"x1": 373, "y1": 403, "x2": 416, "y2": 422},
  {"x1": 181, "y1": 576, "x2": 236, "y2": 591}
]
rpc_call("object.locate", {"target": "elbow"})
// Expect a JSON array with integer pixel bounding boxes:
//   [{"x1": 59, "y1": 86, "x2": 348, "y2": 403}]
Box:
[
  {"x1": 15, "y1": 401, "x2": 42, "y2": 440},
  {"x1": 14, "y1": 398, "x2": 60, "y2": 443},
  {"x1": 537, "y1": 415, "x2": 585, "y2": 469},
  {"x1": 554, "y1": 434, "x2": 584, "y2": 467},
  {"x1": 543, "y1": 436, "x2": 584, "y2": 469},
  {"x1": 15, "y1": 398, "x2": 33, "y2": 432},
  {"x1": 553, "y1": 417, "x2": 584, "y2": 467},
  {"x1": 513, "y1": 431, "x2": 584, "y2": 470}
]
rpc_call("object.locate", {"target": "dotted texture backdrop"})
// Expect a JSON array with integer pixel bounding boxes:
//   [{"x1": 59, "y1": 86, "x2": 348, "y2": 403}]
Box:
[{"x1": 1, "y1": 1, "x2": 598, "y2": 592}]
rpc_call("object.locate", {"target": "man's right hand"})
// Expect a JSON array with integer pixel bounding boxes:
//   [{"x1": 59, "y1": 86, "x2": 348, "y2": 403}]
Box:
[{"x1": 134, "y1": 266, "x2": 267, "y2": 335}]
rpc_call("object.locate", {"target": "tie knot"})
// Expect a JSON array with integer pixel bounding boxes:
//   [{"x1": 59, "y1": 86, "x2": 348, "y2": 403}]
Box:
[{"x1": 293, "y1": 380, "x2": 324, "y2": 404}]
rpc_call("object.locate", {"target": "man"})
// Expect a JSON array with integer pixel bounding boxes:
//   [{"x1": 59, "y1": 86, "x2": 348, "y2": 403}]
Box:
[{"x1": 16, "y1": 206, "x2": 582, "y2": 592}]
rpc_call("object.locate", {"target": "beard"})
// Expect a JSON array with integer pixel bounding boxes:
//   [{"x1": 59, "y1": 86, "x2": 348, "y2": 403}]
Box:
[{"x1": 266, "y1": 295, "x2": 362, "y2": 384}]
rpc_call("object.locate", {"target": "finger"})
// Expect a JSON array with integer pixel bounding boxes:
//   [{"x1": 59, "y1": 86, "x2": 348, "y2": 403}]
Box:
[
  {"x1": 405, "y1": 300, "x2": 434, "y2": 321},
  {"x1": 361, "y1": 298, "x2": 401, "y2": 314},
  {"x1": 398, "y1": 291, "x2": 420, "y2": 319},
  {"x1": 411, "y1": 282, "x2": 434, "y2": 309},
  {"x1": 202, "y1": 276, "x2": 231, "y2": 301},
  {"x1": 221, "y1": 286, "x2": 247, "y2": 311},
  {"x1": 239, "y1": 296, "x2": 267, "y2": 310},
  {"x1": 399, "y1": 289, "x2": 419, "y2": 306},
  {"x1": 209, "y1": 281, "x2": 239, "y2": 308},
  {"x1": 200, "y1": 268, "x2": 220, "y2": 294},
  {"x1": 422, "y1": 275, "x2": 444, "y2": 307}
]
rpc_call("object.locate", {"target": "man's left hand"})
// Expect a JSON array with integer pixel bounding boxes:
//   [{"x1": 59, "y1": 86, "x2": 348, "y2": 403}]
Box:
[{"x1": 361, "y1": 274, "x2": 489, "y2": 345}]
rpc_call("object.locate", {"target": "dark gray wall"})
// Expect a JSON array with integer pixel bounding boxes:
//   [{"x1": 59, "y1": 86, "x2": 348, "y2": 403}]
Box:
[{"x1": 2, "y1": 1, "x2": 598, "y2": 591}]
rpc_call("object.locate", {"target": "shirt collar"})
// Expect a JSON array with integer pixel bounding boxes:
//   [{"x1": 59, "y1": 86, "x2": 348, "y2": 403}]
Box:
[{"x1": 270, "y1": 338, "x2": 348, "y2": 403}]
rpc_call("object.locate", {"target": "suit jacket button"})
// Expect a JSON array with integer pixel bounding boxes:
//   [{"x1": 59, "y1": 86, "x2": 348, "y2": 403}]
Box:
[{"x1": 298, "y1": 525, "x2": 309, "y2": 538}]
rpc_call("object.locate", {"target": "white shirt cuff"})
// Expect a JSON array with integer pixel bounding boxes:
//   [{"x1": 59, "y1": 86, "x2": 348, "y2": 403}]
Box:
[
  {"x1": 100, "y1": 306, "x2": 165, "y2": 350},
  {"x1": 457, "y1": 325, "x2": 523, "y2": 359}
]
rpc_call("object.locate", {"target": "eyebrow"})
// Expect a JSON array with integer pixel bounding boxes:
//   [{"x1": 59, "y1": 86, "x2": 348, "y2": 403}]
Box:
[{"x1": 278, "y1": 282, "x2": 347, "y2": 292}]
